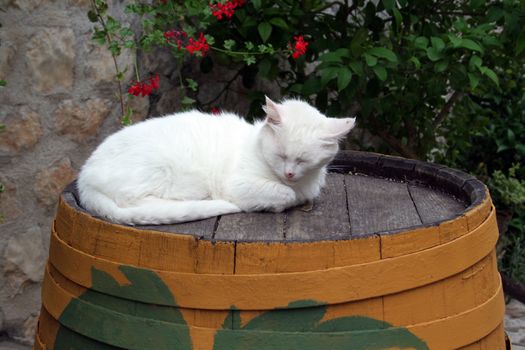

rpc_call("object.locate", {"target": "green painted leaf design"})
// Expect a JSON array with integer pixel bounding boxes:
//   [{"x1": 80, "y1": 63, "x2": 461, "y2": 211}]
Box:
[
  {"x1": 55, "y1": 266, "x2": 192, "y2": 349},
  {"x1": 214, "y1": 301, "x2": 429, "y2": 350}
]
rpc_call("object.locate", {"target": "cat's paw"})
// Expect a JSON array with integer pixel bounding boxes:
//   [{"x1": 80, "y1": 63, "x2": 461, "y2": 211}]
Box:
[{"x1": 269, "y1": 186, "x2": 297, "y2": 212}]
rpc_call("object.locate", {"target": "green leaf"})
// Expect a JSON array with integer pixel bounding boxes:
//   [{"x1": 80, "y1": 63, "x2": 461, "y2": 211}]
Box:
[
  {"x1": 252, "y1": 0, "x2": 261, "y2": 9},
  {"x1": 335, "y1": 48, "x2": 351, "y2": 58},
  {"x1": 434, "y1": 60, "x2": 449, "y2": 72},
  {"x1": 515, "y1": 32, "x2": 525, "y2": 55},
  {"x1": 87, "y1": 10, "x2": 98, "y2": 23},
  {"x1": 269, "y1": 17, "x2": 288, "y2": 30},
  {"x1": 319, "y1": 52, "x2": 343, "y2": 63},
  {"x1": 288, "y1": 83, "x2": 303, "y2": 94},
  {"x1": 426, "y1": 47, "x2": 443, "y2": 61},
  {"x1": 124, "y1": 40, "x2": 135, "y2": 49},
  {"x1": 469, "y1": 55, "x2": 482, "y2": 68},
  {"x1": 0, "y1": 80, "x2": 6, "y2": 87},
  {"x1": 244, "y1": 55, "x2": 256, "y2": 65},
  {"x1": 516, "y1": 143, "x2": 525, "y2": 156},
  {"x1": 105, "y1": 16, "x2": 121, "y2": 33},
  {"x1": 468, "y1": 72, "x2": 480, "y2": 89},
  {"x1": 223, "y1": 39, "x2": 235, "y2": 50},
  {"x1": 258, "y1": 59, "x2": 273, "y2": 77},
  {"x1": 350, "y1": 29, "x2": 368, "y2": 55},
  {"x1": 409, "y1": 56, "x2": 421, "y2": 69},
  {"x1": 460, "y1": 39, "x2": 484, "y2": 53},
  {"x1": 448, "y1": 34, "x2": 462, "y2": 48},
  {"x1": 186, "y1": 78, "x2": 198, "y2": 92},
  {"x1": 507, "y1": 129, "x2": 516, "y2": 144},
  {"x1": 348, "y1": 61, "x2": 364, "y2": 76},
  {"x1": 382, "y1": 0, "x2": 395, "y2": 10},
  {"x1": 372, "y1": 65, "x2": 387, "y2": 81},
  {"x1": 482, "y1": 67, "x2": 499, "y2": 86},
  {"x1": 430, "y1": 37, "x2": 445, "y2": 51},
  {"x1": 367, "y1": 47, "x2": 398, "y2": 63},
  {"x1": 414, "y1": 36, "x2": 428, "y2": 49},
  {"x1": 320, "y1": 67, "x2": 339, "y2": 86},
  {"x1": 392, "y1": 8, "x2": 402, "y2": 30},
  {"x1": 119, "y1": 27, "x2": 133, "y2": 38},
  {"x1": 92, "y1": 28, "x2": 107, "y2": 45},
  {"x1": 0, "y1": 123, "x2": 5, "y2": 131},
  {"x1": 121, "y1": 107, "x2": 133, "y2": 126},
  {"x1": 302, "y1": 77, "x2": 321, "y2": 95},
  {"x1": 337, "y1": 68, "x2": 352, "y2": 91},
  {"x1": 245, "y1": 41, "x2": 254, "y2": 50},
  {"x1": 469, "y1": 0, "x2": 485, "y2": 8},
  {"x1": 181, "y1": 96, "x2": 196, "y2": 105},
  {"x1": 364, "y1": 53, "x2": 378, "y2": 66},
  {"x1": 108, "y1": 41, "x2": 121, "y2": 56},
  {"x1": 258, "y1": 22, "x2": 272, "y2": 42}
]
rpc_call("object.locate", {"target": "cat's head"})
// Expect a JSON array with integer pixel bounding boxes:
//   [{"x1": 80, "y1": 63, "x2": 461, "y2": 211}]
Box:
[{"x1": 259, "y1": 96, "x2": 355, "y2": 184}]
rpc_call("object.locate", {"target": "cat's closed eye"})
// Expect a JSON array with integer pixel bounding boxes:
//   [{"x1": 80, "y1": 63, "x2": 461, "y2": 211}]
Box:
[{"x1": 296, "y1": 157, "x2": 306, "y2": 164}]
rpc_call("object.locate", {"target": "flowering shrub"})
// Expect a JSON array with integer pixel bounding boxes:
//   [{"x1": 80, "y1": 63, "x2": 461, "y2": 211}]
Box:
[{"x1": 89, "y1": 0, "x2": 525, "y2": 295}]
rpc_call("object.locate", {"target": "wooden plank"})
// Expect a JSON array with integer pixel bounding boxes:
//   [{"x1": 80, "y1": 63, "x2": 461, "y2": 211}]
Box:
[
  {"x1": 408, "y1": 184, "x2": 467, "y2": 224},
  {"x1": 214, "y1": 212, "x2": 285, "y2": 241},
  {"x1": 235, "y1": 236, "x2": 380, "y2": 274},
  {"x1": 137, "y1": 218, "x2": 218, "y2": 238},
  {"x1": 286, "y1": 174, "x2": 351, "y2": 240},
  {"x1": 345, "y1": 174, "x2": 421, "y2": 235}
]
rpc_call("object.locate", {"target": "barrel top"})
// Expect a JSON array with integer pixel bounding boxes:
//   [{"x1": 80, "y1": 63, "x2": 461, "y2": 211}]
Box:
[{"x1": 63, "y1": 151, "x2": 487, "y2": 242}]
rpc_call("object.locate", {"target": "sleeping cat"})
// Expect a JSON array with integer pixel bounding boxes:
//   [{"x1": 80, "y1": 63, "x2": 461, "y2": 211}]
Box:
[{"x1": 77, "y1": 97, "x2": 355, "y2": 225}]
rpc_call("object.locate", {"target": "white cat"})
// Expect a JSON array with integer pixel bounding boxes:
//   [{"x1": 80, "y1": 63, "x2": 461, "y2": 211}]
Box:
[{"x1": 77, "y1": 97, "x2": 355, "y2": 225}]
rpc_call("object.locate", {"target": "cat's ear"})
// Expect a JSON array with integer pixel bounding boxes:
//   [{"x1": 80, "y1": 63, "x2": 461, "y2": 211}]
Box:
[
  {"x1": 262, "y1": 96, "x2": 281, "y2": 125},
  {"x1": 323, "y1": 117, "x2": 356, "y2": 141}
]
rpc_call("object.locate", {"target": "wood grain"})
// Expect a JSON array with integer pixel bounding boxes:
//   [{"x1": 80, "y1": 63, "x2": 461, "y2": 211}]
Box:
[
  {"x1": 213, "y1": 212, "x2": 285, "y2": 241},
  {"x1": 345, "y1": 174, "x2": 421, "y2": 236},
  {"x1": 286, "y1": 174, "x2": 351, "y2": 240},
  {"x1": 408, "y1": 184, "x2": 467, "y2": 224}
]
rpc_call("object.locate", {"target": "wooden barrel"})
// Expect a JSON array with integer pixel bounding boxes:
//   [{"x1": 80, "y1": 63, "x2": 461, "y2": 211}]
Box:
[{"x1": 35, "y1": 151, "x2": 506, "y2": 350}]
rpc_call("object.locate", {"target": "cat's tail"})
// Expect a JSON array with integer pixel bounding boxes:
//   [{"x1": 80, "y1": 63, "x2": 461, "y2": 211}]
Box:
[{"x1": 78, "y1": 189, "x2": 241, "y2": 225}]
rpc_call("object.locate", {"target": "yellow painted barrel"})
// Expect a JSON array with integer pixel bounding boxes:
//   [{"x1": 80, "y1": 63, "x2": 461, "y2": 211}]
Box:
[{"x1": 35, "y1": 151, "x2": 507, "y2": 350}]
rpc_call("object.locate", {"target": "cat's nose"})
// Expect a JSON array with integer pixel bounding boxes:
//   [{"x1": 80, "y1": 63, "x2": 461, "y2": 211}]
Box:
[{"x1": 285, "y1": 171, "x2": 295, "y2": 179}]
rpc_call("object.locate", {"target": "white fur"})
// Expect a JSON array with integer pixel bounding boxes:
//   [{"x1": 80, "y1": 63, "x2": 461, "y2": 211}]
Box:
[{"x1": 77, "y1": 97, "x2": 355, "y2": 225}]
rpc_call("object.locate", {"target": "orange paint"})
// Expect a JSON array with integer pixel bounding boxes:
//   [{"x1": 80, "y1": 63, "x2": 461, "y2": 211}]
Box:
[{"x1": 36, "y1": 167, "x2": 506, "y2": 349}]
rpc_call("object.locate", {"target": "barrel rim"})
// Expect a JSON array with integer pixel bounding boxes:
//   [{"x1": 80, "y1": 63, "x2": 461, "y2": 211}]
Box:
[{"x1": 62, "y1": 150, "x2": 488, "y2": 242}]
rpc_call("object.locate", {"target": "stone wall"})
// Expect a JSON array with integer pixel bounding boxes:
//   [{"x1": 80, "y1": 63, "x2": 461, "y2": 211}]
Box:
[
  {"x1": 0, "y1": 0, "x2": 148, "y2": 344},
  {"x1": 0, "y1": 1, "x2": 272, "y2": 345}
]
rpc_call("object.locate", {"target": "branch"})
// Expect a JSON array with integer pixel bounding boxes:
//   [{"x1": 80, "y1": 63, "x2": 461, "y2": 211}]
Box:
[
  {"x1": 434, "y1": 91, "x2": 464, "y2": 128},
  {"x1": 201, "y1": 69, "x2": 242, "y2": 106}
]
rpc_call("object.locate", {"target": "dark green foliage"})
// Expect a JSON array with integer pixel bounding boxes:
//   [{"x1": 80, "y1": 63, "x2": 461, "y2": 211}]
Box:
[{"x1": 89, "y1": 0, "x2": 525, "y2": 283}]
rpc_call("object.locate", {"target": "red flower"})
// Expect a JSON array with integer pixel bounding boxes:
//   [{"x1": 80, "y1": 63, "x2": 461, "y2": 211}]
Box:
[
  {"x1": 185, "y1": 33, "x2": 209, "y2": 56},
  {"x1": 128, "y1": 82, "x2": 143, "y2": 97},
  {"x1": 128, "y1": 74, "x2": 160, "y2": 97},
  {"x1": 211, "y1": 107, "x2": 220, "y2": 115},
  {"x1": 209, "y1": 0, "x2": 245, "y2": 20},
  {"x1": 290, "y1": 35, "x2": 309, "y2": 59},
  {"x1": 149, "y1": 74, "x2": 160, "y2": 90},
  {"x1": 164, "y1": 30, "x2": 187, "y2": 49},
  {"x1": 164, "y1": 30, "x2": 176, "y2": 41}
]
